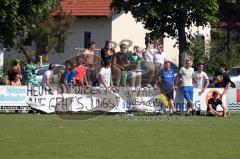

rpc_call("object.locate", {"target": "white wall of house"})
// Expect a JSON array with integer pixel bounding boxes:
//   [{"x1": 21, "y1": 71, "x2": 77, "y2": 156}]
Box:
[
  {"x1": 48, "y1": 17, "x2": 112, "y2": 64},
  {"x1": 163, "y1": 25, "x2": 211, "y2": 66},
  {"x1": 111, "y1": 12, "x2": 149, "y2": 52}
]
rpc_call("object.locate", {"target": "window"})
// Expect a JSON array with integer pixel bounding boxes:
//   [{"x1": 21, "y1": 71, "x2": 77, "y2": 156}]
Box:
[{"x1": 84, "y1": 31, "x2": 91, "y2": 48}]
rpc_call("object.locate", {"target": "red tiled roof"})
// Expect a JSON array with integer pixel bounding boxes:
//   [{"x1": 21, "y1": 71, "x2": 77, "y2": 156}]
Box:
[{"x1": 61, "y1": 0, "x2": 112, "y2": 16}]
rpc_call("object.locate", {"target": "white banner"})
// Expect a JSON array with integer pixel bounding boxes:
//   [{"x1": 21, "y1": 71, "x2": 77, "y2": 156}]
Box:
[
  {"x1": 0, "y1": 86, "x2": 228, "y2": 113},
  {"x1": 0, "y1": 51, "x2": 4, "y2": 75}
]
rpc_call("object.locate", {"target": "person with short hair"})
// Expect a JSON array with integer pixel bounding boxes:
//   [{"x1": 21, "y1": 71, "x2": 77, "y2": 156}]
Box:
[
  {"x1": 111, "y1": 43, "x2": 130, "y2": 86},
  {"x1": 175, "y1": 59, "x2": 195, "y2": 115},
  {"x1": 213, "y1": 64, "x2": 231, "y2": 96},
  {"x1": 98, "y1": 60, "x2": 113, "y2": 92},
  {"x1": 143, "y1": 41, "x2": 156, "y2": 87},
  {"x1": 22, "y1": 56, "x2": 43, "y2": 86},
  {"x1": 154, "y1": 45, "x2": 166, "y2": 70},
  {"x1": 59, "y1": 60, "x2": 72, "y2": 93},
  {"x1": 74, "y1": 56, "x2": 88, "y2": 86},
  {"x1": 40, "y1": 63, "x2": 55, "y2": 93},
  {"x1": 101, "y1": 40, "x2": 115, "y2": 63},
  {"x1": 127, "y1": 46, "x2": 142, "y2": 87},
  {"x1": 207, "y1": 91, "x2": 227, "y2": 117},
  {"x1": 82, "y1": 41, "x2": 97, "y2": 86},
  {"x1": 193, "y1": 63, "x2": 209, "y2": 95},
  {"x1": 155, "y1": 61, "x2": 175, "y2": 115}
]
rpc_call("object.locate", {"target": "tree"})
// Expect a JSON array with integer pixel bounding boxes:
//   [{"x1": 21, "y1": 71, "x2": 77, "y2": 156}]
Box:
[
  {"x1": 29, "y1": 4, "x2": 75, "y2": 61},
  {"x1": 219, "y1": 0, "x2": 240, "y2": 54},
  {"x1": 0, "y1": 0, "x2": 74, "y2": 61},
  {"x1": 111, "y1": 0, "x2": 219, "y2": 67},
  {"x1": 0, "y1": 0, "x2": 57, "y2": 48}
]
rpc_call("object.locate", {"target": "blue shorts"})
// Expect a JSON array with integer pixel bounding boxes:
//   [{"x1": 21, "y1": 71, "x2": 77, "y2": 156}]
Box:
[{"x1": 182, "y1": 86, "x2": 193, "y2": 102}]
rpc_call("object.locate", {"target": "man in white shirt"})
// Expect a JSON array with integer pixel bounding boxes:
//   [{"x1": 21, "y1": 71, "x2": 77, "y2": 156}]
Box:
[
  {"x1": 175, "y1": 59, "x2": 195, "y2": 115},
  {"x1": 193, "y1": 63, "x2": 209, "y2": 95},
  {"x1": 99, "y1": 60, "x2": 113, "y2": 92},
  {"x1": 154, "y1": 45, "x2": 166, "y2": 70},
  {"x1": 143, "y1": 42, "x2": 156, "y2": 87},
  {"x1": 40, "y1": 63, "x2": 55, "y2": 93}
]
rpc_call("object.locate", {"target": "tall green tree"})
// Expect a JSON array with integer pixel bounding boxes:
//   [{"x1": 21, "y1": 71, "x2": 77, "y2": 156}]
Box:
[
  {"x1": 111, "y1": 0, "x2": 219, "y2": 67},
  {"x1": 0, "y1": 0, "x2": 57, "y2": 48},
  {"x1": 0, "y1": 0, "x2": 74, "y2": 61}
]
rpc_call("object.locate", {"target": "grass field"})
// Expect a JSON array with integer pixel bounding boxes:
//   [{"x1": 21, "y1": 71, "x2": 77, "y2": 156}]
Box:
[{"x1": 0, "y1": 114, "x2": 240, "y2": 159}]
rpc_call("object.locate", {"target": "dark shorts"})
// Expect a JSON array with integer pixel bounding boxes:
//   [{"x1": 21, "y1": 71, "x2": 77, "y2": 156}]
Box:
[{"x1": 163, "y1": 89, "x2": 174, "y2": 100}]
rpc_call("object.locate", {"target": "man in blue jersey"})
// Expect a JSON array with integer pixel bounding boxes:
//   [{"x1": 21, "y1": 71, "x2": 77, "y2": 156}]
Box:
[{"x1": 155, "y1": 61, "x2": 175, "y2": 115}]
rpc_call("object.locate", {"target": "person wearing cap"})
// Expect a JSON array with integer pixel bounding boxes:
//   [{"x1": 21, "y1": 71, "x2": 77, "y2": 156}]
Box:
[
  {"x1": 207, "y1": 91, "x2": 227, "y2": 117},
  {"x1": 82, "y1": 41, "x2": 97, "y2": 86},
  {"x1": 8, "y1": 59, "x2": 22, "y2": 85},
  {"x1": 22, "y1": 56, "x2": 43, "y2": 86}
]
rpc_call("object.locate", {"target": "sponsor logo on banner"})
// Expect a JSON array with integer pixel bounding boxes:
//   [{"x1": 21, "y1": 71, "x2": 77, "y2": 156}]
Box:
[{"x1": 237, "y1": 89, "x2": 240, "y2": 103}]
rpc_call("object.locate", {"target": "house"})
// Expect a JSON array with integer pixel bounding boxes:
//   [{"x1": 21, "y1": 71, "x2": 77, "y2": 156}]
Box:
[{"x1": 47, "y1": 0, "x2": 149, "y2": 64}]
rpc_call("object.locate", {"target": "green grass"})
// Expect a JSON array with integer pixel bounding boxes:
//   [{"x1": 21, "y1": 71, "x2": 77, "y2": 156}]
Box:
[{"x1": 0, "y1": 114, "x2": 240, "y2": 159}]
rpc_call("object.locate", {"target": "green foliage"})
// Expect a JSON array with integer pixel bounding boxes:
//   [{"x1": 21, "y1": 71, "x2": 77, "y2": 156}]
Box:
[
  {"x1": 189, "y1": 29, "x2": 240, "y2": 74},
  {"x1": 206, "y1": 29, "x2": 240, "y2": 73},
  {"x1": 111, "y1": 0, "x2": 219, "y2": 67},
  {"x1": 188, "y1": 35, "x2": 207, "y2": 70},
  {"x1": 0, "y1": 0, "x2": 58, "y2": 48},
  {"x1": 30, "y1": 4, "x2": 75, "y2": 58},
  {"x1": 2, "y1": 51, "x2": 35, "y2": 75}
]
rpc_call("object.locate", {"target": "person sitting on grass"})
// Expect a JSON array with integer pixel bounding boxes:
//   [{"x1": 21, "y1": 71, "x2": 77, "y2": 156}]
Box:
[{"x1": 207, "y1": 91, "x2": 227, "y2": 117}]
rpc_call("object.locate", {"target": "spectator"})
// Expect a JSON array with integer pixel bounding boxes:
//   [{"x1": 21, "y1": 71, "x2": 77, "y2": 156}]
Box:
[
  {"x1": 154, "y1": 45, "x2": 166, "y2": 70},
  {"x1": 176, "y1": 59, "x2": 195, "y2": 115},
  {"x1": 111, "y1": 43, "x2": 130, "y2": 86},
  {"x1": 207, "y1": 91, "x2": 227, "y2": 117},
  {"x1": 22, "y1": 56, "x2": 43, "y2": 86},
  {"x1": 40, "y1": 63, "x2": 55, "y2": 93},
  {"x1": 75, "y1": 56, "x2": 88, "y2": 86},
  {"x1": 155, "y1": 61, "x2": 175, "y2": 115},
  {"x1": 8, "y1": 59, "x2": 22, "y2": 84},
  {"x1": 127, "y1": 46, "x2": 142, "y2": 87},
  {"x1": 82, "y1": 41, "x2": 97, "y2": 86},
  {"x1": 193, "y1": 63, "x2": 209, "y2": 95},
  {"x1": 213, "y1": 64, "x2": 231, "y2": 96},
  {"x1": 68, "y1": 61, "x2": 76, "y2": 88},
  {"x1": 10, "y1": 72, "x2": 22, "y2": 86},
  {"x1": 101, "y1": 40, "x2": 115, "y2": 63},
  {"x1": 98, "y1": 60, "x2": 113, "y2": 92},
  {"x1": 59, "y1": 60, "x2": 72, "y2": 93},
  {"x1": 143, "y1": 41, "x2": 156, "y2": 87}
]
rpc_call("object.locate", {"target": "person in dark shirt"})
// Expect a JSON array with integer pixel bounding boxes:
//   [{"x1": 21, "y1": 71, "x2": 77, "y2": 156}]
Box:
[
  {"x1": 111, "y1": 44, "x2": 130, "y2": 86},
  {"x1": 60, "y1": 60, "x2": 72, "y2": 93},
  {"x1": 207, "y1": 91, "x2": 227, "y2": 117},
  {"x1": 213, "y1": 64, "x2": 231, "y2": 95},
  {"x1": 8, "y1": 59, "x2": 22, "y2": 84},
  {"x1": 101, "y1": 40, "x2": 115, "y2": 63},
  {"x1": 155, "y1": 61, "x2": 175, "y2": 115}
]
